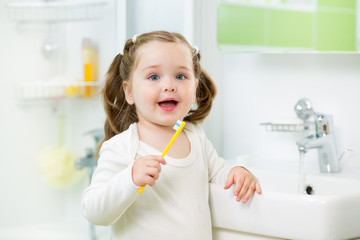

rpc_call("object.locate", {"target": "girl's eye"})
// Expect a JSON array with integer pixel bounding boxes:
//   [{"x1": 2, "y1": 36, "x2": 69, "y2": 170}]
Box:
[
  {"x1": 176, "y1": 74, "x2": 186, "y2": 80},
  {"x1": 149, "y1": 75, "x2": 159, "y2": 81}
]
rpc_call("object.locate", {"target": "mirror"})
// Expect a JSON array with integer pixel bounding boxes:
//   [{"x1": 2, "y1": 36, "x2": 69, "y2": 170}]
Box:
[{"x1": 217, "y1": 0, "x2": 358, "y2": 52}]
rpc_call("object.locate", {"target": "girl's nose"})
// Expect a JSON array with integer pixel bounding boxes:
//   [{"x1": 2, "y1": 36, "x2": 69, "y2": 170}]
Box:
[{"x1": 163, "y1": 79, "x2": 176, "y2": 92}]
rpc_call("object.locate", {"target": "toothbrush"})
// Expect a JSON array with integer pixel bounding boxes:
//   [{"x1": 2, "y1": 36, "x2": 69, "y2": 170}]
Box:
[{"x1": 137, "y1": 120, "x2": 186, "y2": 194}]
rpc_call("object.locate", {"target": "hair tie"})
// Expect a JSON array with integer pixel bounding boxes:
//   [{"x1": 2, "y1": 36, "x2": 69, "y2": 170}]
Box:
[
  {"x1": 132, "y1": 34, "x2": 140, "y2": 44},
  {"x1": 193, "y1": 46, "x2": 199, "y2": 55}
]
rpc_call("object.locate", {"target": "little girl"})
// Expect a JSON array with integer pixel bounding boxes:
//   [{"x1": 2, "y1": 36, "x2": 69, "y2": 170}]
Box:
[{"x1": 82, "y1": 31, "x2": 261, "y2": 240}]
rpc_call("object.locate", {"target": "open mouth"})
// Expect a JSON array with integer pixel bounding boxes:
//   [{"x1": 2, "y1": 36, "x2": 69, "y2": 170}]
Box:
[{"x1": 158, "y1": 99, "x2": 178, "y2": 111}]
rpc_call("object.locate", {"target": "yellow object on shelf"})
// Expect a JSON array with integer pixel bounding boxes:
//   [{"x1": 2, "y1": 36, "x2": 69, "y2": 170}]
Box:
[
  {"x1": 81, "y1": 38, "x2": 98, "y2": 98},
  {"x1": 65, "y1": 84, "x2": 80, "y2": 98}
]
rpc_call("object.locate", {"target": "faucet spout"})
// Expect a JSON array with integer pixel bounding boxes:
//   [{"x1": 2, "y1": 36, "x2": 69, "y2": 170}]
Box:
[
  {"x1": 296, "y1": 134, "x2": 317, "y2": 152},
  {"x1": 296, "y1": 134, "x2": 340, "y2": 173}
]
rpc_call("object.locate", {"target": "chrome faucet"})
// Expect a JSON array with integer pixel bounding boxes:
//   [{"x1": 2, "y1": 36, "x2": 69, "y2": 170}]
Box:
[
  {"x1": 75, "y1": 148, "x2": 97, "y2": 180},
  {"x1": 75, "y1": 128, "x2": 104, "y2": 180},
  {"x1": 295, "y1": 98, "x2": 341, "y2": 173}
]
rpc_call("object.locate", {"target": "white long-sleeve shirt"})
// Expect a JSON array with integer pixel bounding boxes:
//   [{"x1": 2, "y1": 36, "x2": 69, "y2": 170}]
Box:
[{"x1": 82, "y1": 122, "x2": 231, "y2": 240}]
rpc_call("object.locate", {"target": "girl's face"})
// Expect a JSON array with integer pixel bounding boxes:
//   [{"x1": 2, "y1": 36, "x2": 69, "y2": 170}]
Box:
[{"x1": 123, "y1": 41, "x2": 198, "y2": 128}]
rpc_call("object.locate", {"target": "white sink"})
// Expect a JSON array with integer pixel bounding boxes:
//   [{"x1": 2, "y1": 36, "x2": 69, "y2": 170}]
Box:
[{"x1": 210, "y1": 168, "x2": 360, "y2": 240}]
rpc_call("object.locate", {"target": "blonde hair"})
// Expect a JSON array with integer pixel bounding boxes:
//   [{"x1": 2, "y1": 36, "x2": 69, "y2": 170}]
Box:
[{"x1": 101, "y1": 31, "x2": 217, "y2": 146}]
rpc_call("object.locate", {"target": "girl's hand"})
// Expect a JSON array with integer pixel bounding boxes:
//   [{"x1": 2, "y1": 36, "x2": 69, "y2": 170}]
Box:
[
  {"x1": 224, "y1": 166, "x2": 262, "y2": 203},
  {"x1": 132, "y1": 155, "x2": 166, "y2": 187}
]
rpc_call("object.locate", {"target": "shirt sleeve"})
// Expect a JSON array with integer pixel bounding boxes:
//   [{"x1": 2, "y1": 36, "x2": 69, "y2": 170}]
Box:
[
  {"x1": 196, "y1": 125, "x2": 233, "y2": 185},
  {"x1": 81, "y1": 139, "x2": 139, "y2": 226}
]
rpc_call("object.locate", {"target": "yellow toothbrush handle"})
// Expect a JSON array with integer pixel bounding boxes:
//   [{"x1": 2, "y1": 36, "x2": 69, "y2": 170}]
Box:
[
  {"x1": 137, "y1": 122, "x2": 186, "y2": 194},
  {"x1": 138, "y1": 185, "x2": 145, "y2": 194},
  {"x1": 160, "y1": 121, "x2": 185, "y2": 157}
]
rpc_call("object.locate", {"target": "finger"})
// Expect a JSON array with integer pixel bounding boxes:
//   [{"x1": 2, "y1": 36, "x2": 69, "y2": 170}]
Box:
[
  {"x1": 146, "y1": 167, "x2": 160, "y2": 180},
  {"x1": 224, "y1": 174, "x2": 234, "y2": 189},
  {"x1": 256, "y1": 182, "x2": 262, "y2": 194},
  {"x1": 144, "y1": 155, "x2": 166, "y2": 164},
  {"x1": 146, "y1": 160, "x2": 162, "y2": 173},
  {"x1": 242, "y1": 183, "x2": 256, "y2": 203},
  {"x1": 153, "y1": 156, "x2": 166, "y2": 165},
  {"x1": 236, "y1": 178, "x2": 250, "y2": 202},
  {"x1": 144, "y1": 175, "x2": 156, "y2": 186},
  {"x1": 233, "y1": 176, "x2": 244, "y2": 196}
]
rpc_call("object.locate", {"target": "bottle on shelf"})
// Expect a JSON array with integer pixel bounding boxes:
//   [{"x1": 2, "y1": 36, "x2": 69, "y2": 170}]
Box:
[{"x1": 81, "y1": 38, "x2": 98, "y2": 98}]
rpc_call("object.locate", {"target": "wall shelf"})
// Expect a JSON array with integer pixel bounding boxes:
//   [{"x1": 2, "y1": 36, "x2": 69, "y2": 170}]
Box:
[
  {"x1": 6, "y1": 1, "x2": 107, "y2": 23},
  {"x1": 15, "y1": 81, "x2": 103, "y2": 100}
]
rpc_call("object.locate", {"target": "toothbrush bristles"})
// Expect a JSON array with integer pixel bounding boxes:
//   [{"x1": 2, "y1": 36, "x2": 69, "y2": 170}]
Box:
[{"x1": 173, "y1": 120, "x2": 183, "y2": 130}]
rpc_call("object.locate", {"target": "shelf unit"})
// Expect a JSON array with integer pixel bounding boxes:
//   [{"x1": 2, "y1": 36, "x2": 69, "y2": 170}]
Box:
[{"x1": 6, "y1": 1, "x2": 109, "y2": 101}]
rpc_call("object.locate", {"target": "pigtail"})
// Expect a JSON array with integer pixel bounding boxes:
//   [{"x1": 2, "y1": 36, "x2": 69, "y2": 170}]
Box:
[
  {"x1": 185, "y1": 68, "x2": 217, "y2": 123},
  {"x1": 100, "y1": 53, "x2": 138, "y2": 149}
]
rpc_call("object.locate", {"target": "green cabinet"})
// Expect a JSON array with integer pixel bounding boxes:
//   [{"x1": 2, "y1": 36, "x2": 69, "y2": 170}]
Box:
[{"x1": 217, "y1": 0, "x2": 357, "y2": 52}]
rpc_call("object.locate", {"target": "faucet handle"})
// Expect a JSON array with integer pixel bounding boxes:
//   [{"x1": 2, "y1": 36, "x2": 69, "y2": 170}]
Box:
[
  {"x1": 294, "y1": 98, "x2": 315, "y2": 130},
  {"x1": 338, "y1": 148, "x2": 353, "y2": 161},
  {"x1": 84, "y1": 128, "x2": 104, "y2": 146},
  {"x1": 294, "y1": 98, "x2": 313, "y2": 120}
]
